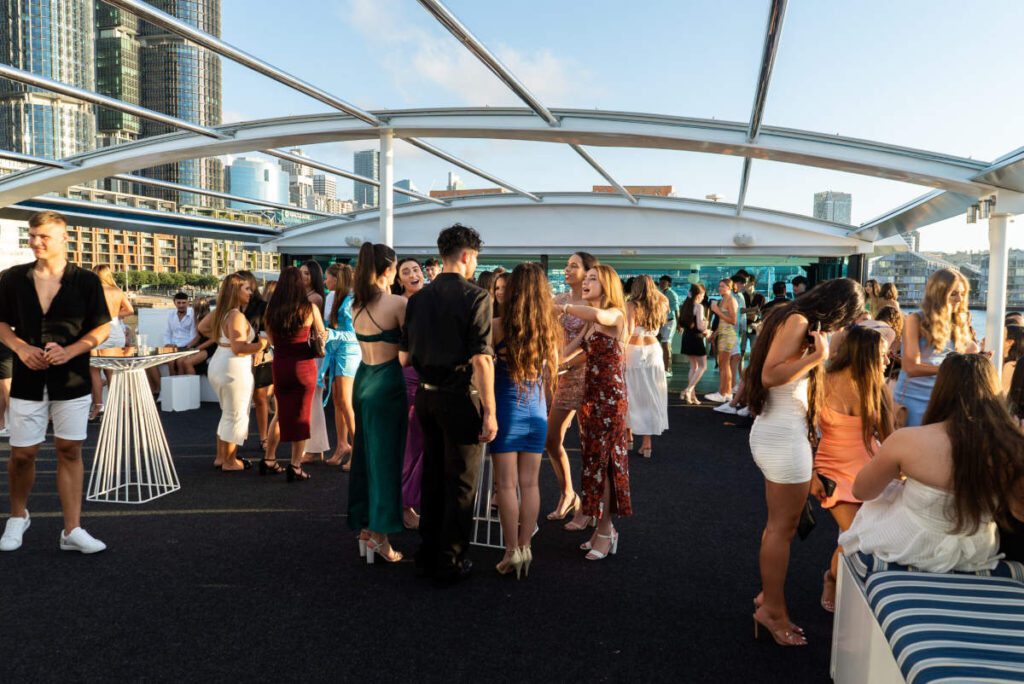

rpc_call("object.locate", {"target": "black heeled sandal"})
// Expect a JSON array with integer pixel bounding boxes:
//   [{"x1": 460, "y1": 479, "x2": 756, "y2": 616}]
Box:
[
  {"x1": 286, "y1": 464, "x2": 310, "y2": 482},
  {"x1": 259, "y1": 458, "x2": 285, "y2": 476}
]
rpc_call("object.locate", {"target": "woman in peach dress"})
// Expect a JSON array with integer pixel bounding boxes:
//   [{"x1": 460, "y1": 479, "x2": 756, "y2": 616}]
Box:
[{"x1": 811, "y1": 322, "x2": 895, "y2": 612}]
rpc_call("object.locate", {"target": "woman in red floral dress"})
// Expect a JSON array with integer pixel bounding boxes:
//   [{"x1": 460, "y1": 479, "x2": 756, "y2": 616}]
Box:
[{"x1": 557, "y1": 264, "x2": 632, "y2": 560}]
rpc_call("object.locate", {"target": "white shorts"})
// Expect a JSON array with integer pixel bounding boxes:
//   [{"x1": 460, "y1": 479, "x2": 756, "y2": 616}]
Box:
[{"x1": 9, "y1": 390, "x2": 91, "y2": 447}]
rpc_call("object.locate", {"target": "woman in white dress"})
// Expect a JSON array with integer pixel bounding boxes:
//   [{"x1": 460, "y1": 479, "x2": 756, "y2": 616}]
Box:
[
  {"x1": 90, "y1": 265, "x2": 133, "y2": 419},
  {"x1": 745, "y1": 278, "x2": 864, "y2": 647},
  {"x1": 200, "y1": 273, "x2": 268, "y2": 472},
  {"x1": 840, "y1": 353, "x2": 1024, "y2": 572},
  {"x1": 624, "y1": 275, "x2": 669, "y2": 457}
]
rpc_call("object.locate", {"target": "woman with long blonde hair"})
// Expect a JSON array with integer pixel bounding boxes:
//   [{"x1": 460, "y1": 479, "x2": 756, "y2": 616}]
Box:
[
  {"x1": 624, "y1": 275, "x2": 669, "y2": 457},
  {"x1": 199, "y1": 273, "x2": 268, "y2": 471},
  {"x1": 812, "y1": 324, "x2": 896, "y2": 613},
  {"x1": 491, "y1": 263, "x2": 560, "y2": 578},
  {"x1": 322, "y1": 263, "x2": 361, "y2": 468},
  {"x1": 557, "y1": 264, "x2": 632, "y2": 560},
  {"x1": 89, "y1": 265, "x2": 133, "y2": 419},
  {"x1": 893, "y1": 268, "x2": 977, "y2": 427}
]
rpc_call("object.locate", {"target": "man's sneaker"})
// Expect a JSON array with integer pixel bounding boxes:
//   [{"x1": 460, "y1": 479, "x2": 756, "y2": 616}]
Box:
[
  {"x1": 714, "y1": 402, "x2": 739, "y2": 414},
  {"x1": 737, "y1": 406, "x2": 751, "y2": 417},
  {"x1": 705, "y1": 392, "x2": 731, "y2": 403},
  {"x1": 0, "y1": 512, "x2": 30, "y2": 551},
  {"x1": 59, "y1": 527, "x2": 107, "y2": 554}
]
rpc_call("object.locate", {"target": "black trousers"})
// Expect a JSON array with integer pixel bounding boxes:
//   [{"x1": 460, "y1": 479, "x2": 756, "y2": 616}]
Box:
[{"x1": 414, "y1": 387, "x2": 484, "y2": 574}]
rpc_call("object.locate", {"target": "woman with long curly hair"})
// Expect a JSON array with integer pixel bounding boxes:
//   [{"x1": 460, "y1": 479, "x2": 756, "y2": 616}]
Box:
[
  {"x1": 200, "y1": 273, "x2": 269, "y2": 471},
  {"x1": 745, "y1": 278, "x2": 864, "y2": 646},
  {"x1": 624, "y1": 275, "x2": 669, "y2": 457},
  {"x1": 323, "y1": 263, "x2": 360, "y2": 468},
  {"x1": 491, "y1": 263, "x2": 560, "y2": 578},
  {"x1": 548, "y1": 252, "x2": 599, "y2": 524},
  {"x1": 557, "y1": 264, "x2": 632, "y2": 560},
  {"x1": 262, "y1": 267, "x2": 327, "y2": 480},
  {"x1": 893, "y1": 268, "x2": 977, "y2": 427},
  {"x1": 841, "y1": 353, "x2": 1024, "y2": 570},
  {"x1": 812, "y1": 324, "x2": 896, "y2": 612}
]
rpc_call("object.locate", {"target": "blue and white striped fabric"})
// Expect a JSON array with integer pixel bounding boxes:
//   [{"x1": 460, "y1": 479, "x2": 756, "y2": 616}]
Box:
[
  {"x1": 849, "y1": 551, "x2": 1024, "y2": 584},
  {"x1": 865, "y1": 571, "x2": 1024, "y2": 683}
]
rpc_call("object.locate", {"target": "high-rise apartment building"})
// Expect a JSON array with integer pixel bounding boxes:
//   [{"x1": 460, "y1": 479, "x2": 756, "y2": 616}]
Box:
[
  {"x1": 353, "y1": 149, "x2": 379, "y2": 207},
  {"x1": 278, "y1": 149, "x2": 314, "y2": 210},
  {"x1": 313, "y1": 173, "x2": 336, "y2": 199},
  {"x1": 95, "y1": 4, "x2": 140, "y2": 147},
  {"x1": 813, "y1": 191, "x2": 852, "y2": 225},
  {"x1": 138, "y1": 0, "x2": 223, "y2": 206},
  {"x1": 227, "y1": 157, "x2": 288, "y2": 210},
  {"x1": 0, "y1": 0, "x2": 97, "y2": 158}
]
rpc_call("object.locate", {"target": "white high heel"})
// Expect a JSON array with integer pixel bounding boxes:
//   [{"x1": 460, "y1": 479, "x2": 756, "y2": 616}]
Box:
[
  {"x1": 584, "y1": 531, "x2": 619, "y2": 560},
  {"x1": 366, "y1": 537, "x2": 403, "y2": 565}
]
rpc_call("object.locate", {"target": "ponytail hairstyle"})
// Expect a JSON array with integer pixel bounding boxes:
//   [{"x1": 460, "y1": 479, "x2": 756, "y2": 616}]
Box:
[
  {"x1": 745, "y1": 278, "x2": 865, "y2": 441},
  {"x1": 326, "y1": 263, "x2": 355, "y2": 329},
  {"x1": 353, "y1": 242, "x2": 397, "y2": 308},
  {"x1": 826, "y1": 325, "x2": 895, "y2": 453}
]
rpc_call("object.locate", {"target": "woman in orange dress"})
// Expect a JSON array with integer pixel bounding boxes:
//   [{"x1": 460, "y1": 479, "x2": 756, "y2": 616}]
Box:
[{"x1": 812, "y1": 322, "x2": 896, "y2": 612}]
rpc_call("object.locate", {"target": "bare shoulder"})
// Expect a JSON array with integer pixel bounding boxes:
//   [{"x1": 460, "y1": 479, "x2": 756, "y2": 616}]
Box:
[{"x1": 885, "y1": 423, "x2": 948, "y2": 460}]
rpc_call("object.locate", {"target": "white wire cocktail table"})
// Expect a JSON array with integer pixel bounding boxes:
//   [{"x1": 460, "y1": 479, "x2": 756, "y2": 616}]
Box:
[{"x1": 87, "y1": 351, "x2": 196, "y2": 504}]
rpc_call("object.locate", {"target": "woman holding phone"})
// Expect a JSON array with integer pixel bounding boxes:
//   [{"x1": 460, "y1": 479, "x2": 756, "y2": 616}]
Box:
[
  {"x1": 745, "y1": 278, "x2": 864, "y2": 646},
  {"x1": 812, "y1": 323, "x2": 895, "y2": 612}
]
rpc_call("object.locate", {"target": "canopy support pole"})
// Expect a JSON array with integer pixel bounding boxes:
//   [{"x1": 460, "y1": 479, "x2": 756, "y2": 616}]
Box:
[
  {"x1": 985, "y1": 212, "x2": 1011, "y2": 367},
  {"x1": 380, "y1": 128, "x2": 394, "y2": 247}
]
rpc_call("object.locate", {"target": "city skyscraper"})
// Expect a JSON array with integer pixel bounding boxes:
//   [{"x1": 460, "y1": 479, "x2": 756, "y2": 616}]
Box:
[
  {"x1": 227, "y1": 157, "x2": 287, "y2": 211},
  {"x1": 138, "y1": 0, "x2": 223, "y2": 206},
  {"x1": 95, "y1": 3, "x2": 140, "y2": 146},
  {"x1": 278, "y1": 148, "x2": 314, "y2": 210},
  {"x1": 813, "y1": 190, "x2": 852, "y2": 224},
  {"x1": 394, "y1": 179, "x2": 419, "y2": 205},
  {"x1": 0, "y1": 0, "x2": 97, "y2": 159},
  {"x1": 353, "y1": 149, "x2": 379, "y2": 207},
  {"x1": 313, "y1": 173, "x2": 336, "y2": 199}
]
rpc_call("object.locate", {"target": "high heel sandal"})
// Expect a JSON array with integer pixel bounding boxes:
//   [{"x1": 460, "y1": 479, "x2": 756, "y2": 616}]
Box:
[
  {"x1": 89, "y1": 402, "x2": 104, "y2": 421},
  {"x1": 258, "y1": 458, "x2": 285, "y2": 476},
  {"x1": 563, "y1": 512, "x2": 597, "y2": 531},
  {"x1": 546, "y1": 492, "x2": 580, "y2": 521},
  {"x1": 496, "y1": 546, "x2": 524, "y2": 576},
  {"x1": 640, "y1": 446, "x2": 652, "y2": 458},
  {"x1": 584, "y1": 531, "x2": 619, "y2": 560},
  {"x1": 325, "y1": 447, "x2": 352, "y2": 467},
  {"x1": 357, "y1": 530, "x2": 371, "y2": 558},
  {"x1": 752, "y1": 597, "x2": 805, "y2": 634},
  {"x1": 821, "y1": 569, "x2": 837, "y2": 613},
  {"x1": 520, "y1": 545, "x2": 532, "y2": 578},
  {"x1": 286, "y1": 464, "x2": 310, "y2": 482},
  {"x1": 753, "y1": 608, "x2": 808, "y2": 646},
  {"x1": 366, "y1": 537, "x2": 402, "y2": 564}
]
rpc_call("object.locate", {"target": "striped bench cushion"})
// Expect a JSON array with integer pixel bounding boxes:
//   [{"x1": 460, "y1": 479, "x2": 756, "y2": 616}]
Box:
[
  {"x1": 849, "y1": 551, "x2": 1024, "y2": 584},
  {"x1": 865, "y1": 571, "x2": 1024, "y2": 683}
]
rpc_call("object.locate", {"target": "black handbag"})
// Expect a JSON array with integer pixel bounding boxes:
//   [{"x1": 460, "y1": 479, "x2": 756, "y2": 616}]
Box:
[{"x1": 308, "y1": 326, "x2": 326, "y2": 358}]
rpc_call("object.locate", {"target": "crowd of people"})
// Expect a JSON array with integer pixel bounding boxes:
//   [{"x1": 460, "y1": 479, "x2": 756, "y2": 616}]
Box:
[{"x1": 0, "y1": 210, "x2": 1021, "y2": 643}]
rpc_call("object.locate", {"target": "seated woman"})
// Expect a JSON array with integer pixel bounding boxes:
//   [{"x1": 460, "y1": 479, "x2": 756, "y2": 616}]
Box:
[{"x1": 840, "y1": 353, "x2": 1024, "y2": 573}]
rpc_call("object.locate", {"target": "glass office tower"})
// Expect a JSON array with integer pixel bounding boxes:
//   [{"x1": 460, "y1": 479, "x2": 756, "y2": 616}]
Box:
[{"x1": 0, "y1": 0, "x2": 96, "y2": 159}]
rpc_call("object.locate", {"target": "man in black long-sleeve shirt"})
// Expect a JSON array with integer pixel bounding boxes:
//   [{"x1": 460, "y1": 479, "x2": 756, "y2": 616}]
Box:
[{"x1": 401, "y1": 224, "x2": 496, "y2": 581}]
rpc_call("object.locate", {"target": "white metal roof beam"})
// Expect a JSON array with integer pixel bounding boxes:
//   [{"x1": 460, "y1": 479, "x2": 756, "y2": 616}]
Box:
[
  {"x1": 736, "y1": 0, "x2": 788, "y2": 216},
  {"x1": 0, "y1": 63, "x2": 227, "y2": 140},
  {"x1": 264, "y1": 150, "x2": 448, "y2": 206},
  {"x1": 101, "y1": 0, "x2": 530, "y2": 205},
  {"x1": 417, "y1": 0, "x2": 637, "y2": 203},
  {"x1": 0, "y1": 149, "x2": 74, "y2": 169},
  {"x1": 109, "y1": 174, "x2": 341, "y2": 219}
]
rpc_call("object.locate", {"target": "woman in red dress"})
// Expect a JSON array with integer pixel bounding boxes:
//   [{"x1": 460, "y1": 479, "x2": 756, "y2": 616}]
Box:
[
  {"x1": 557, "y1": 264, "x2": 632, "y2": 560},
  {"x1": 263, "y1": 266, "x2": 326, "y2": 481}
]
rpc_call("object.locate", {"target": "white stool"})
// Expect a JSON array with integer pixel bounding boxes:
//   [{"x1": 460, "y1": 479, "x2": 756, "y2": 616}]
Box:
[{"x1": 160, "y1": 375, "x2": 201, "y2": 412}]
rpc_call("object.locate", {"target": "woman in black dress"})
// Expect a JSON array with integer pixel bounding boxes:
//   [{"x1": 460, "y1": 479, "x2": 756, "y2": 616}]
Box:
[{"x1": 678, "y1": 283, "x2": 710, "y2": 404}]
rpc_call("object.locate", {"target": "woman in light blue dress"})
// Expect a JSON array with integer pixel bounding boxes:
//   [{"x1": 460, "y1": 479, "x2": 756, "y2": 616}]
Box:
[
  {"x1": 893, "y1": 268, "x2": 978, "y2": 426},
  {"x1": 323, "y1": 264, "x2": 362, "y2": 467}
]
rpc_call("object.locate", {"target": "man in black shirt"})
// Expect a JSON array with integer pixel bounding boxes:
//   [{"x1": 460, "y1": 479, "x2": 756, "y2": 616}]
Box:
[
  {"x1": 0, "y1": 211, "x2": 111, "y2": 554},
  {"x1": 402, "y1": 224, "x2": 496, "y2": 581},
  {"x1": 761, "y1": 281, "x2": 790, "y2": 315}
]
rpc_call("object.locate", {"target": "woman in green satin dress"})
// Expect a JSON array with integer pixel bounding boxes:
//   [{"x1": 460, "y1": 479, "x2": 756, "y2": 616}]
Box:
[{"x1": 349, "y1": 241, "x2": 408, "y2": 564}]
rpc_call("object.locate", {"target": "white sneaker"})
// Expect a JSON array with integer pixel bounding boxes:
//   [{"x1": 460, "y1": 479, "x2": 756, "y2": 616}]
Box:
[
  {"x1": 714, "y1": 402, "x2": 739, "y2": 414},
  {"x1": 737, "y1": 407, "x2": 751, "y2": 417},
  {"x1": 705, "y1": 392, "x2": 731, "y2": 403},
  {"x1": 0, "y1": 511, "x2": 30, "y2": 551},
  {"x1": 60, "y1": 527, "x2": 107, "y2": 554}
]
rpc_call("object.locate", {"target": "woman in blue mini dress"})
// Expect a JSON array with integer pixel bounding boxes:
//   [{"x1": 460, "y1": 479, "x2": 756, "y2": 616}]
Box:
[
  {"x1": 323, "y1": 263, "x2": 362, "y2": 468},
  {"x1": 491, "y1": 263, "x2": 561, "y2": 579}
]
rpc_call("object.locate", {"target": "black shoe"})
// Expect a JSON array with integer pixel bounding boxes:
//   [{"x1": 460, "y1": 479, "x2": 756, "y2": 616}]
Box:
[
  {"x1": 286, "y1": 464, "x2": 310, "y2": 482},
  {"x1": 259, "y1": 459, "x2": 285, "y2": 476}
]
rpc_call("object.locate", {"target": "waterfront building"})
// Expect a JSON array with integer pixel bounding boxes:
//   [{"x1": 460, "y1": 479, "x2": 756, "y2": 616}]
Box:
[
  {"x1": 314, "y1": 196, "x2": 353, "y2": 214},
  {"x1": 869, "y1": 251, "x2": 964, "y2": 306},
  {"x1": 593, "y1": 185, "x2": 675, "y2": 197},
  {"x1": 137, "y1": 0, "x2": 223, "y2": 206},
  {"x1": 946, "y1": 249, "x2": 1024, "y2": 309},
  {"x1": 95, "y1": 3, "x2": 140, "y2": 148},
  {"x1": 278, "y1": 148, "x2": 314, "y2": 210},
  {"x1": 353, "y1": 149, "x2": 379, "y2": 207},
  {"x1": 0, "y1": 0, "x2": 97, "y2": 159},
  {"x1": 394, "y1": 179, "x2": 419, "y2": 205},
  {"x1": 177, "y1": 233, "x2": 279, "y2": 277},
  {"x1": 813, "y1": 190, "x2": 852, "y2": 225},
  {"x1": 227, "y1": 157, "x2": 288, "y2": 210},
  {"x1": 430, "y1": 187, "x2": 507, "y2": 199}
]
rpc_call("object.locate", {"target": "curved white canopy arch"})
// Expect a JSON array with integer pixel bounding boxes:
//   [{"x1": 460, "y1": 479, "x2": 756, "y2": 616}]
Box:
[{"x1": 0, "y1": 108, "x2": 1000, "y2": 209}]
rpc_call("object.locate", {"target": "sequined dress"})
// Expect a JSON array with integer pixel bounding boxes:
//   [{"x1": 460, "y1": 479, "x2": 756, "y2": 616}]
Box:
[
  {"x1": 553, "y1": 292, "x2": 587, "y2": 411},
  {"x1": 578, "y1": 331, "x2": 632, "y2": 517}
]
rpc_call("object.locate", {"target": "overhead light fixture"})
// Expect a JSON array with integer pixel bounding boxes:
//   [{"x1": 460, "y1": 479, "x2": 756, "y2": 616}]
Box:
[
  {"x1": 733, "y1": 232, "x2": 755, "y2": 247},
  {"x1": 980, "y1": 196, "x2": 997, "y2": 219},
  {"x1": 345, "y1": 236, "x2": 364, "y2": 247},
  {"x1": 967, "y1": 204, "x2": 979, "y2": 224}
]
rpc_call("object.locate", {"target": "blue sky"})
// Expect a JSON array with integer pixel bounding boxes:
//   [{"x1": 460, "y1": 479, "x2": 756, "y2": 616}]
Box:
[{"x1": 220, "y1": 0, "x2": 1024, "y2": 252}]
